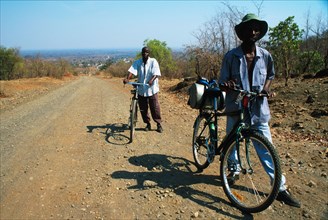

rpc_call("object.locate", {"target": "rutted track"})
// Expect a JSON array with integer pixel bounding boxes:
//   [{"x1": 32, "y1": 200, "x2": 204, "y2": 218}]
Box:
[{"x1": 0, "y1": 76, "x2": 325, "y2": 219}]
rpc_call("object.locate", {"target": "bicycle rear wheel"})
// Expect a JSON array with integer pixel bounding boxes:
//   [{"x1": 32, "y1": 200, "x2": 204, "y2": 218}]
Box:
[
  {"x1": 220, "y1": 130, "x2": 281, "y2": 213},
  {"x1": 129, "y1": 99, "x2": 138, "y2": 142},
  {"x1": 192, "y1": 114, "x2": 211, "y2": 170}
]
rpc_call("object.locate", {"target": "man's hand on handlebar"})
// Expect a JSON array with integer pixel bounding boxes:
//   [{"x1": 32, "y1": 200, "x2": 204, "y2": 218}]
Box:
[
  {"x1": 219, "y1": 79, "x2": 237, "y2": 91},
  {"x1": 261, "y1": 89, "x2": 276, "y2": 98},
  {"x1": 219, "y1": 81, "x2": 276, "y2": 98},
  {"x1": 123, "y1": 73, "x2": 133, "y2": 84}
]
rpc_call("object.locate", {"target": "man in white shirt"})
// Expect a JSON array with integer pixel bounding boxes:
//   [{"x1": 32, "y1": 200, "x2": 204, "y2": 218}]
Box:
[{"x1": 123, "y1": 47, "x2": 163, "y2": 133}]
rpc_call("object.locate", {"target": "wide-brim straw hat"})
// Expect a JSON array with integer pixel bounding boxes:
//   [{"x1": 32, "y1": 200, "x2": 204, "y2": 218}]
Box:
[{"x1": 235, "y1": 13, "x2": 268, "y2": 40}]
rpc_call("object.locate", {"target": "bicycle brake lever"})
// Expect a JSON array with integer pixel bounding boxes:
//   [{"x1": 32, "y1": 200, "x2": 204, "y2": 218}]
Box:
[
  {"x1": 234, "y1": 84, "x2": 241, "y2": 90},
  {"x1": 235, "y1": 92, "x2": 243, "y2": 104}
]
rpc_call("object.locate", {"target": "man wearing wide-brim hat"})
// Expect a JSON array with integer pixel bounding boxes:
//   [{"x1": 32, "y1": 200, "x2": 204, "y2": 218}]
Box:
[{"x1": 219, "y1": 13, "x2": 301, "y2": 208}]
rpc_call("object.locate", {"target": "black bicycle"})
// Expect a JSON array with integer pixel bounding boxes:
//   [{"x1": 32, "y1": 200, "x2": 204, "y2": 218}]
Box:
[
  {"x1": 126, "y1": 82, "x2": 148, "y2": 143},
  {"x1": 191, "y1": 78, "x2": 281, "y2": 213}
]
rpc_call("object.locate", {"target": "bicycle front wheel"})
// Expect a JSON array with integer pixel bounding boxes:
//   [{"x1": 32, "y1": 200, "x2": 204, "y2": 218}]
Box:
[
  {"x1": 192, "y1": 114, "x2": 211, "y2": 170},
  {"x1": 129, "y1": 99, "x2": 138, "y2": 142},
  {"x1": 220, "y1": 130, "x2": 281, "y2": 213}
]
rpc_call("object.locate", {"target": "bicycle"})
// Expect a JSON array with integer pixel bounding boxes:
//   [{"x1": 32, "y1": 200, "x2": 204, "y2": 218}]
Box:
[
  {"x1": 191, "y1": 78, "x2": 281, "y2": 213},
  {"x1": 126, "y1": 82, "x2": 148, "y2": 143}
]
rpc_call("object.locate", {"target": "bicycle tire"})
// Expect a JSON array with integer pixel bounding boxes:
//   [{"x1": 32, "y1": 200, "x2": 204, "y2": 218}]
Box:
[
  {"x1": 220, "y1": 130, "x2": 281, "y2": 213},
  {"x1": 192, "y1": 114, "x2": 211, "y2": 170},
  {"x1": 129, "y1": 99, "x2": 138, "y2": 142}
]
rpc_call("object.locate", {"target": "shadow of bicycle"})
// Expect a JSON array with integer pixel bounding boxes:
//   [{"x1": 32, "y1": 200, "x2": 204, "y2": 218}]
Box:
[
  {"x1": 111, "y1": 153, "x2": 253, "y2": 219},
  {"x1": 86, "y1": 123, "x2": 131, "y2": 145}
]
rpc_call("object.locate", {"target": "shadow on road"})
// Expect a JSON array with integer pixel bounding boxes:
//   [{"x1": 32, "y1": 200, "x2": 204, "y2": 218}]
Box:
[
  {"x1": 86, "y1": 123, "x2": 148, "y2": 145},
  {"x1": 111, "y1": 153, "x2": 253, "y2": 219},
  {"x1": 86, "y1": 123, "x2": 131, "y2": 145}
]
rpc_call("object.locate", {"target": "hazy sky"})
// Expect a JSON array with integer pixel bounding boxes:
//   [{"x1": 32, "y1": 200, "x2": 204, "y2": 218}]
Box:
[{"x1": 1, "y1": 0, "x2": 327, "y2": 50}]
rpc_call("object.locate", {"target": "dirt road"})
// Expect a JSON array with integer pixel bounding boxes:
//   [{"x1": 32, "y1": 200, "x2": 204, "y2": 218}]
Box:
[{"x1": 0, "y1": 76, "x2": 326, "y2": 219}]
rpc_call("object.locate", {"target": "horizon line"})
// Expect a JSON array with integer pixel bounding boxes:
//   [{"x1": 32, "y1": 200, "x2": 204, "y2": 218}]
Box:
[{"x1": 20, "y1": 47, "x2": 184, "y2": 51}]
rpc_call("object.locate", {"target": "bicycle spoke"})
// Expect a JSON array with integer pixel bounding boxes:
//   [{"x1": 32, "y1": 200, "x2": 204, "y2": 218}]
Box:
[{"x1": 220, "y1": 131, "x2": 281, "y2": 213}]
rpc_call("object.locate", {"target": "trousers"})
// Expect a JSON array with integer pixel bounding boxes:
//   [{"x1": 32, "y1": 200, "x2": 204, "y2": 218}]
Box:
[
  {"x1": 226, "y1": 115, "x2": 286, "y2": 192},
  {"x1": 138, "y1": 93, "x2": 162, "y2": 125}
]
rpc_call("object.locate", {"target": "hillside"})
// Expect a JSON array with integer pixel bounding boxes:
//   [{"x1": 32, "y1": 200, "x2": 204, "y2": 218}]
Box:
[{"x1": 0, "y1": 75, "x2": 327, "y2": 219}]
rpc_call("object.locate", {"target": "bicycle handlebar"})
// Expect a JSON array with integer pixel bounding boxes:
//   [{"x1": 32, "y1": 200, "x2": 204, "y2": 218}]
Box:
[
  {"x1": 126, "y1": 82, "x2": 149, "y2": 87},
  {"x1": 219, "y1": 84, "x2": 268, "y2": 97}
]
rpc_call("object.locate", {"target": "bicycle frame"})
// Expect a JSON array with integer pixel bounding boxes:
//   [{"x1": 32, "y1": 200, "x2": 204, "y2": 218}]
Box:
[
  {"x1": 193, "y1": 79, "x2": 224, "y2": 161},
  {"x1": 126, "y1": 82, "x2": 149, "y2": 142},
  {"x1": 192, "y1": 82, "x2": 281, "y2": 212},
  {"x1": 199, "y1": 84, "x2": 265, "y2": 164},
  {"x1": 213, "y1": 87, "x2": 268, "y2": 171},
  {"x1": 127, "y1": 81, "x2": 149, "y2": 105}
]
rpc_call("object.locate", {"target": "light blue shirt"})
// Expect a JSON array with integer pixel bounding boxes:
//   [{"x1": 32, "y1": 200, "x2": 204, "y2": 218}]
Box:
[
  {"x1": 219, "y1": 45, "x2": 275, "y2": 124},
  {"x1": 128, "y1": 57, "x2": 161, "y2": 97}
]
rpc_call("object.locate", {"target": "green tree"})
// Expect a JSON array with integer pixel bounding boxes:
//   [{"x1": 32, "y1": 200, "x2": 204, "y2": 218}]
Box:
[
  {"x1": 301, "y1": 11, "x2": 328, "y2": 73},
  {"x1": 139, "y1": 39, "x2": 177, "y2": 78},
  {"x1": 268, "y1": 16, "x2": 303, "y2": 86},
  {"x1": 297, "y1": 51, "x2": 324, "y2": 76},
  {"x1": 0, "y1": 46, "x2": 23, "y2": 80}
]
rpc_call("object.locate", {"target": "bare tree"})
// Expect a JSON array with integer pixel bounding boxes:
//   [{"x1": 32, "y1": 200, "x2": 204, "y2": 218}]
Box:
[
  {"x1": 300, "y1": 10, "x2": 328, "y2": 74},
  {"x1": 186, "y1": 4, "x2": 242, "y2": 79},
  {"x1": 184, "y1": 1, "x2": 266, "y2": 80},
  {"x1": 252, "y1": 0, "x2": 264, "y2": 16},
  {"x1": 311, "y1": 13, "x2": 328, "y2": 69}
]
